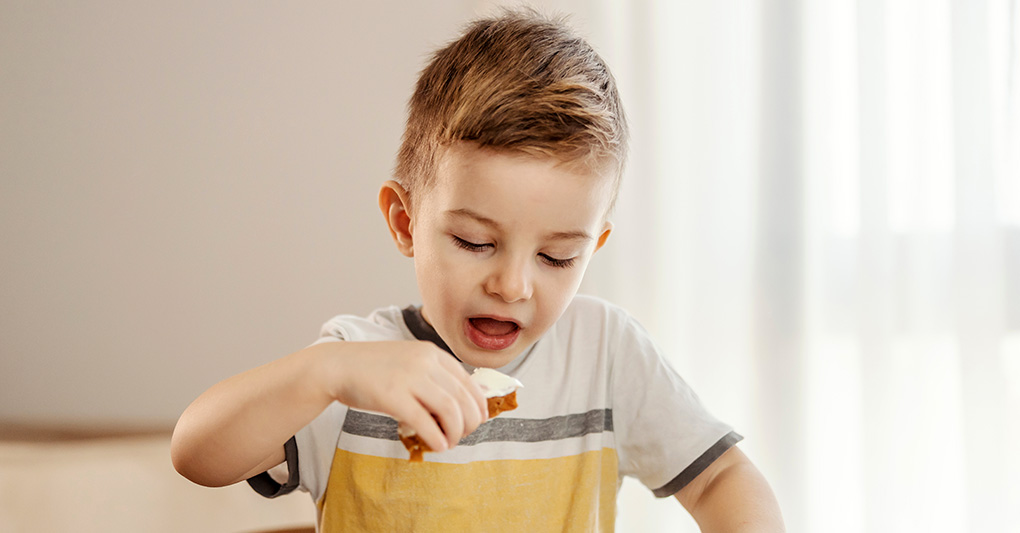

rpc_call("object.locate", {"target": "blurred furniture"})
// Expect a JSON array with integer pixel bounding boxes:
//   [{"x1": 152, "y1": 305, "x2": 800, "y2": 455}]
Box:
[{"x1": 0, "y1": 422, "x2": 315, "y2": 533}]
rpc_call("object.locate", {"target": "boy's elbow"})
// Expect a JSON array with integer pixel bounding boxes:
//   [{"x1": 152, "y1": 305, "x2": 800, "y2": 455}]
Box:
[
  {"x1": 170, "y1": 431, "x2": 203, "y2": 485},
  {"x1": 170, "y1": 426, "x2": 230, "y2": 488}
]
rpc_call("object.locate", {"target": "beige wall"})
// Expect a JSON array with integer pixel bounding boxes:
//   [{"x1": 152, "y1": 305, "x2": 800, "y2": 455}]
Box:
[
  {"x1": 0, "y1": 4, "x2": 690, "y2": 530},
  {"x1": 0, "y1": 1, "x2": 606, "y2": 427}
]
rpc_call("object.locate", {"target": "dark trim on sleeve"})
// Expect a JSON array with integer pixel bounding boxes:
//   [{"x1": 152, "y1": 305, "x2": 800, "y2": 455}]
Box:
[
  {"x1": 246, "y1": 436, "x2": 300, "y2": 498},
  {"x1": 652, "y1": 431, "x2": 744, "y2": 498}
]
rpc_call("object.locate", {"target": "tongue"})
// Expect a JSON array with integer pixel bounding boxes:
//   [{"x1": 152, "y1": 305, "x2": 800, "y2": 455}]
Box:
[{"x1": 471, "y1": 318, "x2": 517, "y2": 336}]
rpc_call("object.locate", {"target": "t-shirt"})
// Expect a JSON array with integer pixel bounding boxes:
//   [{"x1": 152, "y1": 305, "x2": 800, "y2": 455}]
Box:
[{"x1": 248, "y1": 294, "x2": 740, "y2": 532}]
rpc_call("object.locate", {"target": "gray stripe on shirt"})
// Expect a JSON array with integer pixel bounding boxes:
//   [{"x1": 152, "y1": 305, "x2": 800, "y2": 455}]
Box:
[{"x1": 342, "y1": 408, "x2": 613, "y2": 446}]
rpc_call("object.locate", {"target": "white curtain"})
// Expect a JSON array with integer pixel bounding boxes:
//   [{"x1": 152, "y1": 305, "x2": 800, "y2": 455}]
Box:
[{"x1": 572, "y1": 0, "x2": 1020, "y2": 531}]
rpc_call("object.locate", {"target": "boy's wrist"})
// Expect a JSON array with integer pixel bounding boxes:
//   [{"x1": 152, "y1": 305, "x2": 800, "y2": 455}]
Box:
[{"x1": 302, "y1": 341, "x2": 352, "y2": 404}]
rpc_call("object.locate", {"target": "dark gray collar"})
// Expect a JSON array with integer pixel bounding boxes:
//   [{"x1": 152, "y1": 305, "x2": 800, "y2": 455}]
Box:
[{"x1": 401, "y1": 305, "x2": 459, "y2": 361}]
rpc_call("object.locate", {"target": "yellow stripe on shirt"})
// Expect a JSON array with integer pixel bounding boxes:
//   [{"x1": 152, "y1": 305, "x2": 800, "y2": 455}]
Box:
[{"x1": 317, "y1": 447, "x2": 620, "y2": 532}]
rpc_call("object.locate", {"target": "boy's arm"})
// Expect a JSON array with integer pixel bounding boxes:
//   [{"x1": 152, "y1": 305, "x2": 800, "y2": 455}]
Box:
[
  {"x1": 675, "y1": 446, "x2": 785, "y2": 532},
  {"x1": 170, "y1": 340, "x2": 487, "y2": 488}
]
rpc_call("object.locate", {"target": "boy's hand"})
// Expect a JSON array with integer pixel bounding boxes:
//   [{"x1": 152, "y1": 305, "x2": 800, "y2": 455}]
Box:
[{"x1": 320, "y1": 340, "x2": 489, "y2": 453}]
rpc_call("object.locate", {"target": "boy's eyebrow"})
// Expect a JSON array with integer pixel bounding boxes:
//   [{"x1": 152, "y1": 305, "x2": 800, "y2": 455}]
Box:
[
  {"x1": 445, "y1": 208, "x2": 593, "y2": 242},
  {"x1": 447, "y1": 208, "x2": 501, "y2": 229}
]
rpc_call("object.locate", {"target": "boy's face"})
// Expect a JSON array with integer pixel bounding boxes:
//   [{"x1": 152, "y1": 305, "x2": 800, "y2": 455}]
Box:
[{"x1": 381, "y1": 142, "x2": 613, "y2": 368}]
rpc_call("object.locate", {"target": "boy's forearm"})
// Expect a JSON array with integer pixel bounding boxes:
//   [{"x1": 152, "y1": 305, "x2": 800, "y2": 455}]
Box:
[{"x1": 171, "y1": 343, "x2": 338, "y2": 487}]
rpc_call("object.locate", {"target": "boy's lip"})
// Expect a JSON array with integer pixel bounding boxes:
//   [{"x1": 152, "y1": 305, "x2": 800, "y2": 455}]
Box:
[{"x1": 463, "y1": 315, "x2": 522, "y2": 351}]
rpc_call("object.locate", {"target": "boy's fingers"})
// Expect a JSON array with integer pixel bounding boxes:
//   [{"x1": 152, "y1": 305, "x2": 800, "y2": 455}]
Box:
[
  {"x1": 466, "y1": 378, "x2": 488, "y2": 423},
  {"x1": 433, "y1": 348, "x2": 472, "y2": 378},
  {"x1": 437, "y1": 371, "x2": 485, "y2": 438},
  {"x1": 457, "y1": 376, "x2": 487, "y2": 432},
  {"x1": 417, "y1": 384, "x2": 466, "y2": 448},
  {"x1": 428, "y1": 348, "x2": 488, "y2": 423},
  {"x1": 426, "y1": 346, "x2": 487, "y2": 429},
  {"x1": 408, "y1": 344, "x2": 489, "y2": 448},
  {"x1": 396, "y1": 401, "x2": 449, "y2": 453}
]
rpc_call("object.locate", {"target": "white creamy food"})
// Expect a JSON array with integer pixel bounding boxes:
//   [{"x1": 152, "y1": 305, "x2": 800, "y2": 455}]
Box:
[{"x1": 471, "y1": 367, "x2": 524, "y2": 398}]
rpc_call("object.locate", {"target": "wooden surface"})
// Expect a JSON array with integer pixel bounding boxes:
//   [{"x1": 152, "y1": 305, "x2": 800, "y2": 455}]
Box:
[
  {"x1": 0, "y1": 429, "x2": 315, "y2": 532},
  {"x1": 0, "y1": 420, "x2": 174, "y2": 442}
]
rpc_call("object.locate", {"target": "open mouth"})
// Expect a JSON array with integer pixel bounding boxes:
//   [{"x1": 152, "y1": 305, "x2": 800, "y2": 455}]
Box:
[{"x1": 464, "y1": 317, "x2": 521, "y2": 350}]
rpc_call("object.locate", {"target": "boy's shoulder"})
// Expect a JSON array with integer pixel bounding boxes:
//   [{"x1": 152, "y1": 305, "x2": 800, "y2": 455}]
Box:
[
  {"x1": 317, "y1": 305, "x2": 407, "y2": 343},
  {"x1": 563, "y1": 293, "x2": 621, "y2": 316},
  {"x1": 556, "y1": 295, "x2": 665, "y2": 356},
  {"x1": 557, "y1": 294, "x2": 642, "y2": 334}
]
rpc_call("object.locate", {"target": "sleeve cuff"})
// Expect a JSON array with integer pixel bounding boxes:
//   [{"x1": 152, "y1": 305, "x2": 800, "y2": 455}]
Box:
[
  {"x1": 652, "y1": 431, "x2": 744, "y2": 498},
  {"x1": 246, "y1": 436, "x2": 300, "y2": 498}
]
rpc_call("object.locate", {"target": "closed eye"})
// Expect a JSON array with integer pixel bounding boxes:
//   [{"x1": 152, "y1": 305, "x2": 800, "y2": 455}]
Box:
[
  {"x1": 453, "y1": 235, "x2": 575, "y2": 267},
  {"x1": 540, "y1": 254, "x2": 576, "y2": 268},
  {"x1": 452, "y1": 235, "x2": 492, "y2": 252}
]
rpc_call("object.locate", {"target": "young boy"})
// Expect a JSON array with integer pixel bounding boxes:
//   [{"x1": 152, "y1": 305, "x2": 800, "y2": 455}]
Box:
[{"x1": 172, "y1": 9, "x2": 783, "y2": 532}]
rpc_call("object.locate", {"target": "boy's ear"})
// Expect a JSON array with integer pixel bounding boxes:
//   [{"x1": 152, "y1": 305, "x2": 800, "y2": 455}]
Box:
[
  {"x1": 379, "y1": 180, "x2": 415, "y2": 257},
  {"x1": 593, "y1": 221, "x2": 613, "y2": 253}
]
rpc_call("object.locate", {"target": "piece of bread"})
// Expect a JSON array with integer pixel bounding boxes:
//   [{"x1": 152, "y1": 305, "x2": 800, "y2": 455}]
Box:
[{"x1": 398, "y1": 368, "x2": 523, "y2": 462}]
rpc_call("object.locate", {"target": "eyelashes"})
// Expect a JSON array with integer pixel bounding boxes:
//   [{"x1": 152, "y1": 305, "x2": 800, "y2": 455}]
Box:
[
  {"x1": 540, "y1": 254, "x2": 576, "y2": 268},
  {"x1": 452, "y1": 235, "x2": 491, "y2": 252},
  {"x1": 451, "y1": 236, "x2": 576, "y2": 269}
]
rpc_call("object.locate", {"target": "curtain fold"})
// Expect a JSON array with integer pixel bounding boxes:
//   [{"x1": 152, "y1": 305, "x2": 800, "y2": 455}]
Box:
[{"x1": 575, "y1": 0, "x2": 1019, "y2": 531}]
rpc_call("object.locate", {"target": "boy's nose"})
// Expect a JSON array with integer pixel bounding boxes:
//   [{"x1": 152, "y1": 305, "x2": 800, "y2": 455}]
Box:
[{"x1": 484, "y1": 257, "x2": 533, "y2": 303}]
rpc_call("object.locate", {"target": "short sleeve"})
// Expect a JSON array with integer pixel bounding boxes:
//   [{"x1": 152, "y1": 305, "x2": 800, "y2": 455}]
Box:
[
  {"x1": 292, "y1": 400, "x2": 349, "y2": 502},
  {"x1": 247, "y1": 436, "x2": 300, "y2": 497},
  {"x1": 610, "y1": 312, "x2": 742, "y2": 497},
  {"x1": 247, "y1": 325, "x2": 353, "y2": 503},
  {"x1": 291, "y1": 327, "x2": 351, "y2": 502}
]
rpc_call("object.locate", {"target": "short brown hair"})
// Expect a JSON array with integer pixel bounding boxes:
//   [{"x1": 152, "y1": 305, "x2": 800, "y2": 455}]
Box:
[{"x1": 394, "y1": 8, "x2": 628, "y2": 209}]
